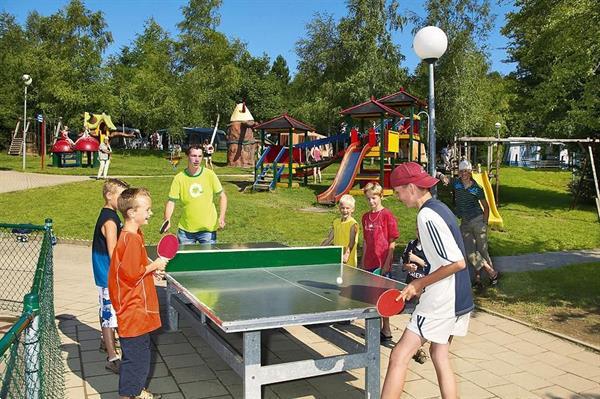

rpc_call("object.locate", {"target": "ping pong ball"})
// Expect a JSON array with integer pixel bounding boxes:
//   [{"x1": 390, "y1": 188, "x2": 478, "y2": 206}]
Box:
[{"x1": 336, "y1": 277, "x2": 343, "y2": 285}]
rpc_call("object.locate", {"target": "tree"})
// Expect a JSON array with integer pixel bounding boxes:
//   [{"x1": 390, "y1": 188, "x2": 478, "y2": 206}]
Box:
[
  {"x1": 21, "y1": 0, "x2": 113, "y2": 129},
  {"x1": 271, "y1": 55, "x2": 290, "y2": 85},
  {"x1": 502, "y1": 0, "x2": 600, "y2": 138},
  {"x1": 409, "y1": 0, "x2": 507, "y2": 141},
  {"x1": 176, "y1": 0, "x2": 242, "y2": 127},
  {"x1": 291, "y1": 0, "x2": 409, "y2": 133},
  {"x1": 107, "y1": 19, "x2": 181, "y2": 134}
]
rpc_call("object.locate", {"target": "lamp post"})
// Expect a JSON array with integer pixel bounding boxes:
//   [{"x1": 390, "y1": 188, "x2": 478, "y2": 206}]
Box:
[
  {"x1": 494, "y1": 122, "x2": 501, "y2": 205},
  {"x1": 413, "y1": 26, "x2": 447, "y2": 197},
  {"x1": 22, "y1": 74, "x2": 32, "y2": 170}
]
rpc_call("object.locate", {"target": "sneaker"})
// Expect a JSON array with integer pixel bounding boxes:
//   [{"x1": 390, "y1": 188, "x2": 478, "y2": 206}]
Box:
[
  {"x1": 105, "y1": 358, "x2": 121, "y2": 374},
  {"x1": 135, "y1": 389, "x2": 162, "y2": 399},
  {"x1": 412, "y1": 348, "x2": 428, "y2": 364},
  {"x1": 490, "y1": 271, "x2": 501, "y2": 286}
]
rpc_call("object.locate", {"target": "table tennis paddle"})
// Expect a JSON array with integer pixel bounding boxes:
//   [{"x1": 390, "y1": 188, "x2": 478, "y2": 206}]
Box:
[
  {"x1": 376, "y1": 289, "x2": 405, "y2": 317},
  {"x1": 157, "y1": 234, "x2": 179, "y2": 260},
  {"x1": 159, "y1": 219, "x2": 170, "y2": 234}
]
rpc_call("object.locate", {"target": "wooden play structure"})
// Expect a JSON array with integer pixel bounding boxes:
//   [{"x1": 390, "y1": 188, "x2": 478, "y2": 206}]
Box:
[{"x1": 317, "y1": 89, "x2": 428, "y2": 204}]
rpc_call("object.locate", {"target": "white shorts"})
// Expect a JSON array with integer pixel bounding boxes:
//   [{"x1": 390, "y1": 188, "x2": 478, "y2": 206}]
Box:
[
  {"x1": 407, "y1": 312, "x2": 470, "y2": 344},
  {"x1": 97, "y1": 286, "x2": 118, "y2": 329}
]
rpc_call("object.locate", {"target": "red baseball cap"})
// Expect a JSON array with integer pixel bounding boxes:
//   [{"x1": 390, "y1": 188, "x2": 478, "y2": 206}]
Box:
[{"x1": 390, "y1": 162, "x2": 439, "y2": 188}]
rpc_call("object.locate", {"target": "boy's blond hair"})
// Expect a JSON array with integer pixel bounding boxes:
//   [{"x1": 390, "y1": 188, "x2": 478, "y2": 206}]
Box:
[
  {"x1": 363, "y1": 182, "x2": 383, "y2": 197},
  {"x1": 338, "y1": 194, "x2": 355, "y2": 209},
  {"x1": 102, "y1": 178, "x2": 130, "y2": 200},
  {"x1": 118, "y1": 187, "x2": 151, "y2": 219}
]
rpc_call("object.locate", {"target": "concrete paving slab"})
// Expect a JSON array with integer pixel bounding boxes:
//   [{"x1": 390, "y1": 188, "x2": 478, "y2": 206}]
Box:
[{"x1": 49, "y1": 242, "x2": 600, "y2": 398}]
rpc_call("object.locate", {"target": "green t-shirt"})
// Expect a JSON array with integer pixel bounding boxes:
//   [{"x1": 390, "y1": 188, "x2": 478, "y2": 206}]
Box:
[{"x1": 168, "y1": 168, "x2": 223, "y2": 232}]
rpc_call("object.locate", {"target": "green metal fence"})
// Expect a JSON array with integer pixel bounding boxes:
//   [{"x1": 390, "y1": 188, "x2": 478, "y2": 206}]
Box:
[{"x1": 0, "y1": 219, "x2": 64, "y2": 399}]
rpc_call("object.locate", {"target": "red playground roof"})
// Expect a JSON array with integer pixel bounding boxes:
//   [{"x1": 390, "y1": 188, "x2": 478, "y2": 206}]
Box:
[
  {"x1": 254, "y1": 113, "x2": 315, "y2": 133},
  {"x1": 378, "y1": 88, "x2": 427, "y2": 108},
  {"x1": 340, "y1": 96, "x2": 404, "y2": 119}
]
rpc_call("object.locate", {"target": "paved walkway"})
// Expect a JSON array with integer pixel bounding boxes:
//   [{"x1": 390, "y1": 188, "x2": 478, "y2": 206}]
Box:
[
  {"x1": 493, "y1": 249, "x2": 600, "y2": 272},
  {"x1": 0, "y1": 170, "x2": 90, "y2": 193},
  {"x1": 54, "y1": 243, "x2": 600, "y2": 399}
]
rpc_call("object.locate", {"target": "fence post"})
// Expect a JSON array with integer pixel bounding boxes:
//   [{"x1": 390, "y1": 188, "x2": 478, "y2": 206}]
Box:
[{"x1": 23, "y1": 292, "x2": 40, "y2": 399}]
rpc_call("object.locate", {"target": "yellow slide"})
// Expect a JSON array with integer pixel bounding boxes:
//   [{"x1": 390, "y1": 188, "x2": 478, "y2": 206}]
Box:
[{"x1": 472, "y1": 172, "x2": 504, "y2": 229}]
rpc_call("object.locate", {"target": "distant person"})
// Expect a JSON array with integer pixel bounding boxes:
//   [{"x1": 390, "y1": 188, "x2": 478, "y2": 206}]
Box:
[
  {"x1": 163, "y1": 145, "x2": 227, "y2": 245},
  {"x1": 109, "y1": 187, "x2": 167, "y2": 399},
  {"x1": 97, "y1": 136, "x2": 112, "y2": 180},
  {"x1": 203, "y1": 139, "x2": 214, "y2": 169},
  {"x1": 382, "y1": 162, "x2": 474, "y2": 399},
  {"x1": 401, "y1": 224, "x2": 431, "y2": 364},
  {"x1": 321, "y1": 194, "x2": 359, "y2": 267},
  {"x1": 361, "y1": 182, "x2": 399, "y2": 341},
  {"x1": 92, "y1": 178, "x2": 129, "y2": 374},
  {"x1": 439, "y1": 160, "x2": 500, "y2": 288},
  {"x1": 310, "y1": 145, "x2": 322, "y2": 183}
]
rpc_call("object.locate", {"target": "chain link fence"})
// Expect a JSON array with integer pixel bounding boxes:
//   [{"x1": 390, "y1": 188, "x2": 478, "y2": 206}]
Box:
[{"x1": 0, "y1": 220, "x2": 64, "y2": 399}]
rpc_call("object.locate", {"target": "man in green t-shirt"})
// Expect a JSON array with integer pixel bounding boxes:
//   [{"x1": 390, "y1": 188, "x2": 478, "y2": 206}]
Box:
[{"x1": 162, "y1": 145, "x2": 227, "y2": 244}]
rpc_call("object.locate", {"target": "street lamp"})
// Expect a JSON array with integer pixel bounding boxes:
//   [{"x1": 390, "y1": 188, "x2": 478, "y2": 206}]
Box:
[
  {"x1": 494, "y1": 122, "x2": 501, "y2": 205},
  {"x1": 22, "y1": 74, "x2": 32, "y2": 170},
  {"x1": 413, "y1": 26, "x2": 447, "y2": 197}
]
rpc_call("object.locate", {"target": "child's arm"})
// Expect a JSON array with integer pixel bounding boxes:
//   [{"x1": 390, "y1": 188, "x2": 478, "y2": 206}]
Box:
[
  {"x1": 101, "y1": 220, "x2": 119, "y2": 258},
  {"x1": 344, "y1": 224, "x2": 358, "y2": 262},
  {"x1": 408, "y1": 252, "x2": 426, "y2": 268},
  {"x1": 401, "y1": 259, "x2": 466, "y2": 301},
  {"x1": 145, "y1": 258, "x2": 167, "y2": 276},
  {"x1": 381, "y1": 240, "x2": 396, "y2": 274},
  {"x1": 321, "y1": 228, "x2": 334, "y2": 246}
]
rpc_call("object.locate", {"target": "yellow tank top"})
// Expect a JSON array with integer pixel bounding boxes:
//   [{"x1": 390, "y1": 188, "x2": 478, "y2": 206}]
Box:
[{"x1": 333, "y1": 217, "x2": 359, "y2": 267}]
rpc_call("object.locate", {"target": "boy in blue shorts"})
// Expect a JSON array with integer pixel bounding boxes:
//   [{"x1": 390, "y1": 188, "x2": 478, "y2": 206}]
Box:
[
  {"x1": 92, "y1": 178, "x2": 130, "y2": 373},
  {"x1": 382, "y1": 162, "x2": 474, "y2": 399}
]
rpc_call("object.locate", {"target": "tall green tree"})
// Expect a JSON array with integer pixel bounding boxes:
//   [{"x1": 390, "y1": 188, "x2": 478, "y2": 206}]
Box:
[
  {"x1": 22, "y1": 0, "x2": 112, "y2": 129},
  {"x1": 292, "y1": 0, "x2": 408, "y2": 133},
  {"x1": 0, "y1": 12, "x2": 28, "y2": 147},
  {"x1": 176, "y1": 0, "x2": 242, "y2": 127},
  {"x1": 107, "y1": 19, "x2": 181, "y2": 134},
  {"x1": 502, "y1": 0, "x2": 600, "y2": 138},
  {"x1": 410, "y1": 0, "x2": 507, "y2": 141}
]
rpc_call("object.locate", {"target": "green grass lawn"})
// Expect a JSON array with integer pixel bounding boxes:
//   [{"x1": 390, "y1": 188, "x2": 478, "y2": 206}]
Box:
[
  {"x1": 0, "y1": 162, "x2": 597, "y2": 254},
  {"x1": 476, "y1": 262, "x2": 600, "y2": 346},
  {"x1": 0, "y1": 150, "x2": 252, "y2": 176}
]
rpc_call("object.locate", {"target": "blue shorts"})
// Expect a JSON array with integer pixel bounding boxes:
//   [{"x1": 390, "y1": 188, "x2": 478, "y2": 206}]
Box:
[
  {"x1": 177, "y1": 229, "x2": 216, "y2": 245},
  {"x1": 97, "y1": 286, "x2": 117, "y2": 328}
]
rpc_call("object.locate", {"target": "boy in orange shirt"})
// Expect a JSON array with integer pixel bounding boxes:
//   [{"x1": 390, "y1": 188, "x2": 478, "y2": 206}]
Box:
[{"x1": 109, "y1": 188, "x2": 167, "y2": 399}]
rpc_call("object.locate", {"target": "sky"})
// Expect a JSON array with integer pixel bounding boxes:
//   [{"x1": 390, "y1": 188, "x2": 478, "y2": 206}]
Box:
[{"x1": 1, "y1": 0, "x2": 517, "y2": 75}]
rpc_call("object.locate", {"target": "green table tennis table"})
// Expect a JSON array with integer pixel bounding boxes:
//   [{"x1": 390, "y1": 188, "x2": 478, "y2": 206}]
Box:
[{"x1": 153, "y1": 243, "x2": 407, "y2": 398}]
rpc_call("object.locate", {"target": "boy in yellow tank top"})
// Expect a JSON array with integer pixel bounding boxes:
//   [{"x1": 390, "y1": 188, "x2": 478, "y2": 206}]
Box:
[{"x1": 321, "y1": 194, "x2": 359, "y2": 266}]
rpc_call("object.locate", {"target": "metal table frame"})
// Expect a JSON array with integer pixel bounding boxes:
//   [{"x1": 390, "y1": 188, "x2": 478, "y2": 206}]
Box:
[{"x1": 166, "y1": 277, "x2": 382, "y2": 399}]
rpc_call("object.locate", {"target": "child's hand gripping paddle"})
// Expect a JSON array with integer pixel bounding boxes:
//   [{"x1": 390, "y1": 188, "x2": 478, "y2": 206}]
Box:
[
  {"x1": 376, "y1": 289, "x2": 405, "y2": 317},
  {"x1": 157, "y1": 234, "x2": 179, "y2": 260},
  {"x1": 154, "y1": 234, "x2": 178, "y2": 280}
]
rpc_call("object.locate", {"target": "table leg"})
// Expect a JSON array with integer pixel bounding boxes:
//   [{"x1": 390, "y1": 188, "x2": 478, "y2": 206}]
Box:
[
  {"x1": 166, "y1": 283, "x2": 179, "y2": 331},
  {"x1": 365, "y1": 317, "x2": 381, "y2": 398},
  {"x1": 243, "y1": 331, "x2": 262, "y2": 399}
]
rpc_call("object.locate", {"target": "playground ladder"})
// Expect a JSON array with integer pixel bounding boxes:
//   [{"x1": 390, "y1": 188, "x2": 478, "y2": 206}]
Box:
[
  {"x1": 8, "y1": 120, "x2": 28, "y2": 156},
  {"x1": 253, "y1": 147, "x2": 287, "y2": 191}
]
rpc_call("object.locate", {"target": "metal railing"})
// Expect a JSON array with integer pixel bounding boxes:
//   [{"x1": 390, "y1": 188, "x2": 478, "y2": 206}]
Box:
[{"x1": 0, "y1": 219, "x2": 64, "y2": 399}]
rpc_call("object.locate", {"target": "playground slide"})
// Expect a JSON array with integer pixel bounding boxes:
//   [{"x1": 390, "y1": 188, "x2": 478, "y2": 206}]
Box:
[
  {"x1": 316, "y1": 142, "x2": 372, "y2": 204},
  {"x1": 472, "y1": 172, "x2": 504, "y2": 229}
]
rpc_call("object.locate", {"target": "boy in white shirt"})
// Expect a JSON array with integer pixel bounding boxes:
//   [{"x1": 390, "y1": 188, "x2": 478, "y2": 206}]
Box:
[{"x1": 382, "y1": 162, "x2": 474, "y2": 399}]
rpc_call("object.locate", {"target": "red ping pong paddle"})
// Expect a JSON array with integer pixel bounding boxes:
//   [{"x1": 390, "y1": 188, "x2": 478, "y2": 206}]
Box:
[
  {"x1": 159, "y1": 219, "x2": 170, "y2": 234},
  {"x1": 376, "y1": 289, "x2": 405, "y2": 317},
  {"x1": 157, "y1": 234, "x2": 179, "y2": 260}
]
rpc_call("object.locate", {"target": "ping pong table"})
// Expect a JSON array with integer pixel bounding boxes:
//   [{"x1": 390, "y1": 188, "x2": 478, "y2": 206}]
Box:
[{"x1": 153, "y1": 243, "x2": 407, "y2": 398}]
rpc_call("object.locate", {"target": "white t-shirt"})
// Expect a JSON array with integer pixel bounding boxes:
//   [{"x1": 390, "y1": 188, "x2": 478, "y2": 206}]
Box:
[{"x1": 415, "y1": 199, "x2": 474, "y2": 319}]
